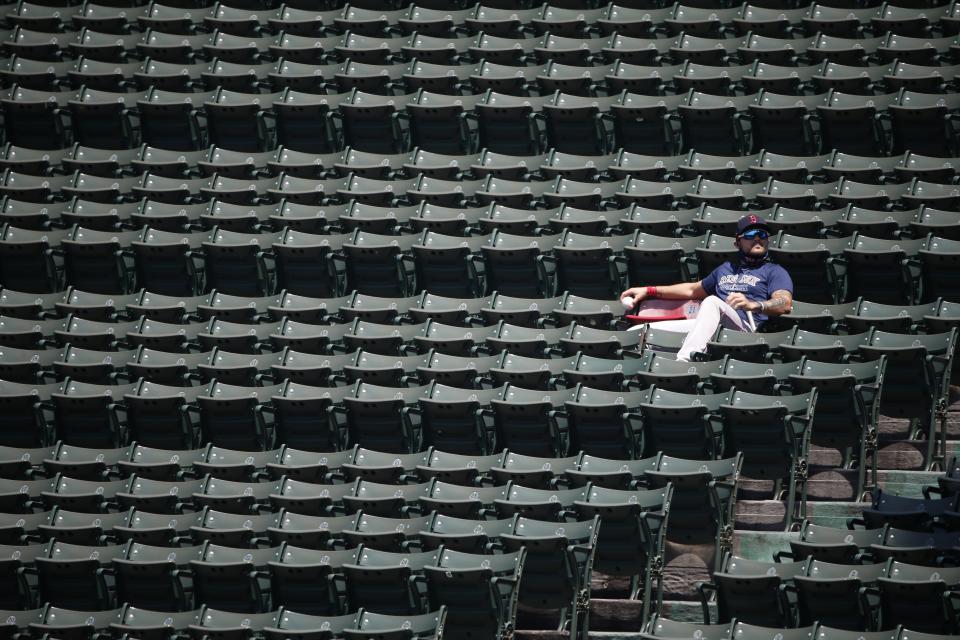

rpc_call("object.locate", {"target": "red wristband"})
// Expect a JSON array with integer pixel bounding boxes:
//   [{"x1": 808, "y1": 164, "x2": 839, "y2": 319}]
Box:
[{"x1": 646, "y1": 286, "x2": 658, "y2": 299}]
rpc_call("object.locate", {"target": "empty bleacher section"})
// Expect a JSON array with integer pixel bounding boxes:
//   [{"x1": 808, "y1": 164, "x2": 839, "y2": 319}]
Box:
[{"x1": 0, "y1": 0, "x2": 960, "y2": 639}]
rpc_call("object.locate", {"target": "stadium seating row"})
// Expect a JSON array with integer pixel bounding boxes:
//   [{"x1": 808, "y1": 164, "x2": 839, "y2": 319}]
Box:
[
  {"x1": 0, "y1": 536, "x2": 552, "y2": 636},
  {"x1": 0, "y1": 146, "x2": 957, "y2": 190},
  {"x1": 0, "y1": 605, "x2": 446, "y2": 640},
  {"x1": 0, "y1": 351, "x2": 887, "y2": 494},
  {"x1": 0, "y1": 448, "x2": 685, "y2": 633},
  {"x1": 3, "y1": 470, "x2": 960, "y2": 635},
  {"x1": 4, "y1": 27, "x2": 960, "y2": 71},
  {"x1": 668, "y1": 553, "x2": 960, "y2": 631},
  {"x1": 3, "y1": 175, "x2": 960, "y2": 229},
  {"x1": 6, "y1": 87, "x2": 959, "y2": 157},
  {"x1": 5, "y1": 224, "x2": 960, "y2": 304},
  {"x1": 8, "y1": 2, "x2": 960, "y2": 40},
  {"x1": 648, "y1": 618, "x2": 959, "y2": 640},
  {"x1": 5, "y1": 54, "x2": 960, "y2": 98},
  {"x1": 3, "y1": 314, "x2": 942, "y2": 476}
]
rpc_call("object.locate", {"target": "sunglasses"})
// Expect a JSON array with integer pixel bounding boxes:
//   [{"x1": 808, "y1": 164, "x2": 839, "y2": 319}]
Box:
[{"x1": 740, "y1": 229, "x2": 770, "y2": 240}]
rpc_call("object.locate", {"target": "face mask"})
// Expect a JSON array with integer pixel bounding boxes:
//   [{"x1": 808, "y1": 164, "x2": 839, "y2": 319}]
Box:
[
  {"x1": 736, "y1": 235, "x2": 769, "y2": 267},
  {"x1": 738, "y1": 249, "x2": 769, "y2": 267}
]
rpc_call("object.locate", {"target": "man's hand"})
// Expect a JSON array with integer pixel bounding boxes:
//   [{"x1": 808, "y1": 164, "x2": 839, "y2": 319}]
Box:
[
  {"x1": 726, "y1": 292, "x2": 761, "y2": 311},
  {"x1": 620, "y1": 286, "x2": 650, "y2": 303}
]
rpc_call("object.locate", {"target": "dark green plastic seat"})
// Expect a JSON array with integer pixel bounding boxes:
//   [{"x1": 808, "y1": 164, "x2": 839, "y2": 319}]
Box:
[
  {"x1": 343, "y1": 480, "x2": 433, "y2": 518},
  {"x1": 263, "y1": 611, "x2": 360, "y2": 640},
  {"x1": 562, "y1": 387, "x2": 652, "y2": 460},
  {"x1": 342, "y1": 607, "x2": 448, "y2": 640},
  {"x1": 783, "y1": 520, "x2": 886, "y2": 564},
  {"x1": 786, "y1": 357, "x2": 886, "y2": 500},
  {"x1": 109, "y1": 606, "x2": 202, "y2": 640},
  {"x1": 269, "y1": 546, "x2": 360, "y2": 617},
  {"x1": 187, "y1": 608, "x2": 280, "y2": 640},
  {"x1": 709, "y1": 359, "x2": 802, "y2": 394},
  {"x1": 423, "y1": 549, "x2": 524, "y2": 639},
  {"x1": 863, "y1": 562, "x2": 960, "y2": 633},
  {"x1": 331, "y1": 382, "x2": 433, "y2": 454},
  {"x1": 419, "y1": 481, "x2": 509, "y2": 520},
  {"x1": 418, "y1": 513, "x2": 516, "y2": 554},
  {"x1": 574, "y1": 484, "x2": 670, "y2": 619},
  {"x1": 730, "y1": 623, "x2": 817, "y2": 640},
  {"x1": 339, "y1": 548, "x2": 442, "y2": 616},
  {"x1": 778, "y1": 330, "x2": 871, "y2": 363},
  {"x1": 189, "y1": 544, "x2": 282, "y2": 614},
  {"x1": 719, "y1": 390, "x2": 816, "y2": 529},
  {"x1": 489, "y1": 386, "x2": 578, "y2": 457},
  {"x1": 265, "y1": 512, "x2": 359, "y2": 550},
  {"x1": 791, "y1": 560, "x2": 887, "y2": 629},
  {"x1": 870, "y1": 528, "x2": 960, "y2": 566},
  {"x1": 415, "y1": 449, "x2": 507, "y2": 486},
  {"x1": 27, "y1": 606, "x2": 124, "y2": 640},
  {"x1": 706, "y1": 329, "x2": 797, "y2": 364},
  {"x1": 632, "y1": 388, "x2": 733, "y2": 460},
  {"x1": 633, "y1": 354, "x2": 726, "y2": 394},
  {"x1": 490, "y1": 482, "x2": 583, "y2": 520},
  {"x1": 699, "y1": 554, "x2": 809, "y2": 626},
  {"x1": 646, "y1": 455, "x2": 742, "y2": 564},
  {"x1": 563, "y1": 453, "x2": 662, "y2": 489},
  {"x1": 489, "y1": 451, "x2": 581, "y2": 489},
  {"x1": 642, "y1": 615, "x2": 732, "y2": 640},
  {"x1": 340, "y1": 448, "x2": 431, "y2": 485},
  {"x1": 501, "y1": 516, "x2": 599, "y2": 640},
  {"x1": 858, "y1": 329, "x2": 957, "y2": 470},
  {"x1": 342, "y1": 514, "x2": 433, "y2": 552},
  {"x1": 562, "y1": 354, "x2": 649, "y2": 392}
]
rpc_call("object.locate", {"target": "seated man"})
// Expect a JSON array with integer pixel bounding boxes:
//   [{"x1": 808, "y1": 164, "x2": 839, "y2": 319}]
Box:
[{"x1": 621, "y1": 214, "x2": 793, "y2": 362}]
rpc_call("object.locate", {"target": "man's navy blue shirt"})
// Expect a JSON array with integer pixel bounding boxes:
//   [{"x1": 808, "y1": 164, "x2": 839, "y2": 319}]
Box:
[{"x1": 700, "y1": 260, "x2": 794, "y2": 328}]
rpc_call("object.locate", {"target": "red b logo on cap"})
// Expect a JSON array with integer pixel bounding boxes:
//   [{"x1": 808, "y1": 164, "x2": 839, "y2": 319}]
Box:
[{"x1": 749, "y1": 215, "x2": 758, "y2": 224}]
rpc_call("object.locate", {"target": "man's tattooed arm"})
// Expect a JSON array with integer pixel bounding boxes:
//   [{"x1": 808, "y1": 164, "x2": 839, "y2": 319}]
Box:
[{"x1": 758, "y1": 290, "x2": 793, "y2": 316}]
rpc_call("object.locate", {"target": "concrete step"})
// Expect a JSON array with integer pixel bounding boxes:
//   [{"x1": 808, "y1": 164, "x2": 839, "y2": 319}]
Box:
[
  {"x1": 799, "y1": 500, "x2": 866, "y2": 528},
  {"x1": 876, "y1": 469, "x2": 940, "y2": 497},
  {"x1": 734, "y1": 499, "x2": 789, "y2": 531},
  {"x1": 734, "y1": 498, "x2": 863, "y2": 531},
  {"x1": 806, "y1": 466, "x2": 861, "y2": 502},
  {"x1": 943, "y1": 440, "x2": 960, "y2": 462},
  {"x1": 659, "y1": 600, "x2": 714, "y2": 624},
  {"x1": 591, "y1": 598, "x2": 645, "y2": 633},
  {"x1": 804, "y1": 441, "x2": 930, "y2": 497},
  {"x1": 732, "y1": 530, "x2": 797, "y2": 562},
  {"x1": 733, "y1": 468, "x2": 936, "y2": 530},
  {"x1": 512, "y1": 596, "x2": 646, "y2": 639},
  {"x1": 661, "y1": 540, "x2": 716, "y2": 601},
  {"x1": 875, "y1": 439, "x2": 928, "y2": 471}
]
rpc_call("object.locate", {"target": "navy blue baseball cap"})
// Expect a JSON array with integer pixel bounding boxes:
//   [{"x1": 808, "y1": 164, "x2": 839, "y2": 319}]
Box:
[{"x1": 736, "y1": 214, "x2": 771, "y2": 236}]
